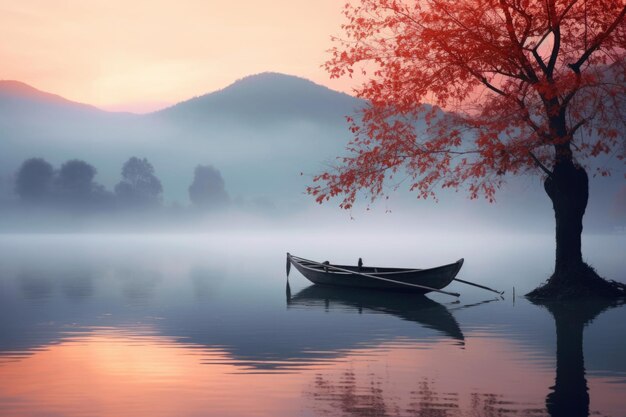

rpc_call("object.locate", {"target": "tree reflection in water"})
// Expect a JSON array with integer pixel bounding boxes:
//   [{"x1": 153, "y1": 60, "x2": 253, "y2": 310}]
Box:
[
  {"x1": 304, "y1": 296, "x2": 624, "y2": 417},
  {"x1": 307, "y1": 370, "x2": 393, "y2": 417},
  {"x1": 531, "y1": 297, "x2": 625, "y2": 417},
  {"x1": 306, "y1": 372, "x2": 549, "y2": 417}
]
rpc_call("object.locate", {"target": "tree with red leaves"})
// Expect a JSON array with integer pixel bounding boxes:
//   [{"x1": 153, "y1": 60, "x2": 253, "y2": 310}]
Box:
[{"x1": 309, "y1": 0, "x2": 626, "y2": 297}]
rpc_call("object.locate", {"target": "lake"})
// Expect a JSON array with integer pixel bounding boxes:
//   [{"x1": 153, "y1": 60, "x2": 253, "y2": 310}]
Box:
[{"x1": 0, "y1": 232, "x2": 624, "y2": 417}]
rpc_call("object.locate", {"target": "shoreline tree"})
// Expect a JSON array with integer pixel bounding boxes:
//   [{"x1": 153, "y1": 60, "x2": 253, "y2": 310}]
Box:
[
  {"x1": 56, "y1": 159, "x2": 113, "y2": 210},
  {"x1": 308, "y1": 0, "x2": 625, "y2": 297},
  {"x1": 115, "y1": 157, "x2": 163, "y2": 209},
  {"x1": 189, "y1": 165, "x2": 230, "y2": 210},
  {"x1": 15, "y1": 158, "x2": 54, "y2": 204}
]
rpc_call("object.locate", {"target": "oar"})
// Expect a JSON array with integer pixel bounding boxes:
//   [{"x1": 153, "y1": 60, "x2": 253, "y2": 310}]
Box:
[
  {"x1": 452, "y1": 277, "x2": 504, "y2": 296},
  {"x1": 288, "y1": 254, "x2": 460, "y2": 298},
  {"x1": 448, "y1": 297, "x2": 501, "y2": 312}
]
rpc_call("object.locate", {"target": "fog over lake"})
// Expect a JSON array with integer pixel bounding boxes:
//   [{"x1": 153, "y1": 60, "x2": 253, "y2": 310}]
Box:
[
  {"x1": 1, "y1": 70, "x2": 624, "y2": 417},
  {"x1": 1, "y1": 74, "x2": 623, "y2": 235},
  {"x1": 0, "y1": 232, "x2": 624, "y2": 417}
]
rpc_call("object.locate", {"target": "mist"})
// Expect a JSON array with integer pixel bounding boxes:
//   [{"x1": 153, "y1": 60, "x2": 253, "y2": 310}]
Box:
[{"x1": 0, "y1": 73, "x2": 623, "y2": 235}]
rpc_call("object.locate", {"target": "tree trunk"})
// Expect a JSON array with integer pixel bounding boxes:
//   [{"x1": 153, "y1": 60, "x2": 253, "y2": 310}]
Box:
[
  {"x1": 543, "y1": 158, "x2": 589, "y2": 283},
  {"x1": 527, "y1": 115, "x2": 624, "y2": 297}
]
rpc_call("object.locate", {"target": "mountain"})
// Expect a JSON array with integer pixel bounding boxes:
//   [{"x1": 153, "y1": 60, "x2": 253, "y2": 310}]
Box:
[
  {"x1": 146, "y1": 73, "x2": 365, "y2": 202},
  {"x1": 0, "y1": 79, "x2": 135, "y2": 140},
  {"x1": 0, "y1": 73, "x2": 364, "y2": 122},
  {"x1": 0, "y1": 80, "x2": 97, "y2": 108},
  {"x1": 156, "y1": 72, "x2": 363, "y2": 126},
  {"x1": 0, "y1": 79, "x2": 115, "y2": 123},
  {"x1": 0, "y1": 73, "x2": 363, "y2": 204},
  {"x1": 0, "y1": 73, "x2": 622, "y2": 231}
]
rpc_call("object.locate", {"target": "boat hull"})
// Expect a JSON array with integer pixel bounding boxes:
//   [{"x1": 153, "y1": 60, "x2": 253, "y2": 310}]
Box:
[{"x1": 288, "y1": 255, "x2": 464, "y2": 293}]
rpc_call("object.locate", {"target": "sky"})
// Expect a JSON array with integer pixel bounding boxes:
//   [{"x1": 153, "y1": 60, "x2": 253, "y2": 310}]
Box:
[{"x1": 0, "y1": 0, "x2": 358, "y2": 113}]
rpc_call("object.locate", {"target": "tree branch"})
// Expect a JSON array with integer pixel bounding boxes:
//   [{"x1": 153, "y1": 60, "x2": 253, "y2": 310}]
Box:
[
  {"x1": 499, "y1": 0, "x2": 539, "y2": 83},
  {"x1": 546, "y1": 5, "x2": 561, "y2": 78},
  {"x1": 531, "y1": 47, "x2": 549, "y2": 75},
  {"x1": 569, "y1": 117, "x2": 590, "y2": 138},
  {"x1": 569, "y1": 5, "x2": 626, "y2": 73},
  {"x1": 529, "y1": 151, "x2": 553, "y2": 177},
  {"x1": 558, "y1": 0, "x2": 580, "y2": 22}
]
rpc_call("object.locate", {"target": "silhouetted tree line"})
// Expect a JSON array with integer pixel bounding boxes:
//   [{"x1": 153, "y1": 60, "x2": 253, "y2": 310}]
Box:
[
  {"x1": 11, "y1": 157, "x2": 229, "y2": 212},
  {"x1": 15, "y1": 158, "x2": 117, "y2": 210},
  {"x1": 189, "y1": 165, "x2": 229, "y2": 209}
]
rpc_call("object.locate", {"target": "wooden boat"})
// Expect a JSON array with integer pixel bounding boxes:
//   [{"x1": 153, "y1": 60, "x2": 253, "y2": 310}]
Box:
[{"x1": 287, "y1": 253, "x2": 464, "y2": 295}]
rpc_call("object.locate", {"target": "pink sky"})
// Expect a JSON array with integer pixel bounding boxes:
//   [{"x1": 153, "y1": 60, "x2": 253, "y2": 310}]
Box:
[{"x1": 0, "y1": 0, "x2": 359, "y2": 113}]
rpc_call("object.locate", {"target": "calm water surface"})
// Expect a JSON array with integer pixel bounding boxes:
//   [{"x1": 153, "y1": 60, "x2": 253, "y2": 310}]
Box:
[{"x1": 0, "y1": 233, "x2": 624, "y2": 417}]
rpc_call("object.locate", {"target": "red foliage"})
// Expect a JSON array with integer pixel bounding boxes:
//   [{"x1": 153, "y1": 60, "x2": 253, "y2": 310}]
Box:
[{"x1": 309, "y1": 0, "x2": 626, "y2": 209}]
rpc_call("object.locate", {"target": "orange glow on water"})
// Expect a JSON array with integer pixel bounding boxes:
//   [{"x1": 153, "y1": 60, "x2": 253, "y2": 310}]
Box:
[
  {"x1": 0, "y1": 328, "x2": 623, "y2": 416},
  {"x1": 0, "y1": 329, "x2": 306, "y2": 416}
]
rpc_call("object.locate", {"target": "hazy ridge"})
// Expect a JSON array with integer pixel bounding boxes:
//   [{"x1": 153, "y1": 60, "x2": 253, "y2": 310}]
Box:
[{"x1": 0, "y1": 72, "x2": 623, "y2": 232}]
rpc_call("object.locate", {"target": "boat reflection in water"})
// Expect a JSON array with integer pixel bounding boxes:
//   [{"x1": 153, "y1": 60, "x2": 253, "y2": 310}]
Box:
[
  {"x1": 287, "y1": 283, "x2": 466, "y2": 343},
  {"x1": 1, "y1": 235, "x2": 625, "y2": 417},
  {"x1": 289, "y1": 284, "x2": 626, "y2": 417}
]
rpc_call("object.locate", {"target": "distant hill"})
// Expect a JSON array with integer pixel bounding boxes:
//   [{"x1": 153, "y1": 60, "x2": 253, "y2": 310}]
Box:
[
  {"x1": 0, "y1": 80, "x2": 102, "y2": 110},
  {"x1": 0, "y1": 72, "x2": 364, "y2": 123},
  {"x1": 0, "y1": 79, "x2": 135, "y2": 140},
  {"x1": 0, "y1": 80, "x2": 115, "y2": 124},
  {"x1": 156, "y1": 72, "x2": 363, "y2": 126},
  {"x1": 0, "y1": 73, "x2": 363, "y2": 204},
  {"x1": 0, "y1": 73, "x2": 622, "y2": 231}
]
